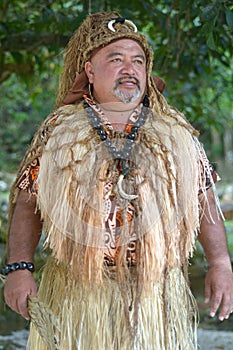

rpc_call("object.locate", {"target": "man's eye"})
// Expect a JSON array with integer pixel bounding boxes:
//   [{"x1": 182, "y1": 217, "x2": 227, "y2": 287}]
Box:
[
  {"x1": 134, "y1": 59, "x2": 143, "y2": 65},
  {"x1": 112, "y1": 58, "x2": 121, "y2": 62}
]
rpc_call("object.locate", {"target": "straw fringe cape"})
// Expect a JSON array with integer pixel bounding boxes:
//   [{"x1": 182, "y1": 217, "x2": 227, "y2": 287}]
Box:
[{"x1": 9, "y1": 102, "x2": 219, "y2": 350}]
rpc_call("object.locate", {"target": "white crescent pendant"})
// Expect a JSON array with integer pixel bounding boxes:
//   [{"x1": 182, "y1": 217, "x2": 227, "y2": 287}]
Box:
[
  {"x1": 117, "y1": 174, "x2": 138, "y2": 200},
  {"x1": 108, "y1": 19, "x2": 138, "y2": 33}
]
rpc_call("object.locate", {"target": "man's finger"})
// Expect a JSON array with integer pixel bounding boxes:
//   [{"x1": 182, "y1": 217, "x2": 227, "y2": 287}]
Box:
[
  {"x1": 204, "y1": 280, "x2": 211, "y2": 304},
  {"x1": 17, "y1": 294, "x2": 30, "y2": 320},
  {"x1": 218, "y1": 294, "x2": 233, "y2": 321},
  {"x1": 209, "y1": 294, "x2": 222, "y2": 318}
]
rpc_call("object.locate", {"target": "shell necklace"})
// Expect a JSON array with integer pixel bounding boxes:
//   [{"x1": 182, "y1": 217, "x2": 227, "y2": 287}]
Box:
[{"x1": 83, "y1": 96, "x2": 149, "y2": 200}]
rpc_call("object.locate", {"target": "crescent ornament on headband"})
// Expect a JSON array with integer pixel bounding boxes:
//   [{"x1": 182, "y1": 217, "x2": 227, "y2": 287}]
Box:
[{"x1": 108, "y1": 18, "x2": 138, "y2": 33}]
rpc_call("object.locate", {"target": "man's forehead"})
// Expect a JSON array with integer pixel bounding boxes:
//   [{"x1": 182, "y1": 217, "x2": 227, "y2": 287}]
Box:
[
  {"x1": 92, "y1": 38, "x2": 146, "y2": 59},
  {"x1": 106, "y1": 39, "x2": 144, "y2": 51}
]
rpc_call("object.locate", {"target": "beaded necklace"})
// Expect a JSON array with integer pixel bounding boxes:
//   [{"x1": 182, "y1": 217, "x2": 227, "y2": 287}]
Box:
[{"x1": 83, "y1": 96, "x2": 149, "y2": 200}]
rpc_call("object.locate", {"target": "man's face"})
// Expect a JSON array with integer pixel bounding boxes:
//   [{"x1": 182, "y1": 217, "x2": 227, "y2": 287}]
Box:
[{"x1": 85, "y1": 39, "x2": 147, "y2": 106}]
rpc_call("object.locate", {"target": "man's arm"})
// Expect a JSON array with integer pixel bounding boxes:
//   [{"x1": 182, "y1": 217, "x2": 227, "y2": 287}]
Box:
[
  {"x1": 4, "y1": 189, "x2": 42, "y2": 319},
  {"x1": 198, "y1": 187, "x2": 233, "y2": 321}
]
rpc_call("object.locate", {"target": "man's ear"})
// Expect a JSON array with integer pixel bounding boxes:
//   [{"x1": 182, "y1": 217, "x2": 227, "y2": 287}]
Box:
[{"x1": 85, "y1": 61, "x2": 94, "y2": 83}]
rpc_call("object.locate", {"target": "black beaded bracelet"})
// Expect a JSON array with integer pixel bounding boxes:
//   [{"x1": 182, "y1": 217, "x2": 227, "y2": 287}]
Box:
[{"x1": 1, "y1": 262, "x2": 35, "y2": 276}]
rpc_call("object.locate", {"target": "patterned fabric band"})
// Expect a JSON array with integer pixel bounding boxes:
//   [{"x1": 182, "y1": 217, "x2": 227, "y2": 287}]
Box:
[{"x1": 1, "y1": 262, "x2": 35, "y2": 276}]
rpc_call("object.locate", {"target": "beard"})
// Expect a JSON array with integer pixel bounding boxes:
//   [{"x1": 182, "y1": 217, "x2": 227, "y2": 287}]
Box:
[{"x1": 113, "y1": 76, "x2": 141, "y2": 104}]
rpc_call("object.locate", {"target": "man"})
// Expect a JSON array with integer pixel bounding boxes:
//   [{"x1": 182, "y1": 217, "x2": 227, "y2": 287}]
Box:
[{"x1": 2, "y1": 11, "x2": 233, "y2": 350}]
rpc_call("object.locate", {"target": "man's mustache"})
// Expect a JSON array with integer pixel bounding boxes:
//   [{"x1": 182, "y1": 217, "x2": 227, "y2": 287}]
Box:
[{"x1": 115, "y1": 75, "x2": 140, "y2": 88}]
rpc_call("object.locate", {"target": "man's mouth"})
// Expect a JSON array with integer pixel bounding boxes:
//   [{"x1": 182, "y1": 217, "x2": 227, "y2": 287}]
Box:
[{"x1": 117, "y1": 76, "x2": 139, "y2": 88}]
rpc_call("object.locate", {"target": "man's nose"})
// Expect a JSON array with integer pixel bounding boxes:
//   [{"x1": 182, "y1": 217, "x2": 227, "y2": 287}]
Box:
[{"x1": 120, "y1": 61, "x2": 135, "y2": 75}]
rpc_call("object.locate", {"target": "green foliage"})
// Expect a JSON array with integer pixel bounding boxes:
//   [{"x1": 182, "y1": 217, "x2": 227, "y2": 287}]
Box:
[{"x1": 0, "y1": 73, "x2": 56, "y2": 172}]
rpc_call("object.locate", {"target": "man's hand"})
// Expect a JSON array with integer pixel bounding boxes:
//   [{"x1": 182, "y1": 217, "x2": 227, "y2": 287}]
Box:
[
  {"x1": 204, "y1": 265, "x2": 233, "y2": 321},
  {"x1": 198, "y1": 187, "x2": 233, "y2": 321},
  {"x1": 4, "y1": 270, "x2": 37, "y2": 320}
]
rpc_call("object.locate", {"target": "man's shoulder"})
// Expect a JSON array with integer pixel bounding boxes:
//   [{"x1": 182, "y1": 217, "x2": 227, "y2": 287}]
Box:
[
  {"x1": 150, "y1": 105, "x2": 198, "y2": 137},
  {"x1": 52, "y1": 102, "x2": 84, "y2": 121}
]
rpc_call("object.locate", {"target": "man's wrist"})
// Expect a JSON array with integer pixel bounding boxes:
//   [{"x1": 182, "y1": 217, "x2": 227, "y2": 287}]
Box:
[
  {"x1": 208, "y1": 257, "x2": 232, "y2": 270},
  {"x1": 1, "y1": 261, "x2": 35, "y2": 276}
]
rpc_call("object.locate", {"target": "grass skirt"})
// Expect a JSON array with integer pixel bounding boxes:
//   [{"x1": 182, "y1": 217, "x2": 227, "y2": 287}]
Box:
[{"x1": 27, "y1": 258, "x2": 198, "y2": 350}]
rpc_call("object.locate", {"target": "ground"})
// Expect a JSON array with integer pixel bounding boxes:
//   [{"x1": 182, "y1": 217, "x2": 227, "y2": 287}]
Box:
[{"x1": 198, "y1": 329, "x2": 233, "y2": 349}]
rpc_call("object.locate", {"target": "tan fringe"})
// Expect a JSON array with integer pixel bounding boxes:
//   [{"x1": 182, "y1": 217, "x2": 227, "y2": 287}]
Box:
[
  {"x1": 36, "y1": 104, "x2": 200, "y2": 283},
  {"x1": 27, "y1": 259, "x2": 198, "y2": 350}
]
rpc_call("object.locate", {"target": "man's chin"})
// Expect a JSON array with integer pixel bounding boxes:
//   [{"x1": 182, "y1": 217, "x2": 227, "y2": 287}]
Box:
[{"x1": 114, "y1": 88, "x2": 141, "y2": 104}]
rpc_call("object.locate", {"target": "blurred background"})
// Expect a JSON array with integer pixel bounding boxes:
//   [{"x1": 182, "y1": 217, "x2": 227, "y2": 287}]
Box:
[{"x1": 0, "y1": 0, "x2": 232, "y2": 348}]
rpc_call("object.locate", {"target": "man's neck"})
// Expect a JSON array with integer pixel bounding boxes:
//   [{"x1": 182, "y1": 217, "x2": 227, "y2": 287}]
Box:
[{"x1": 101, "y1": 105, "x2": 136, "y2": 131}]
